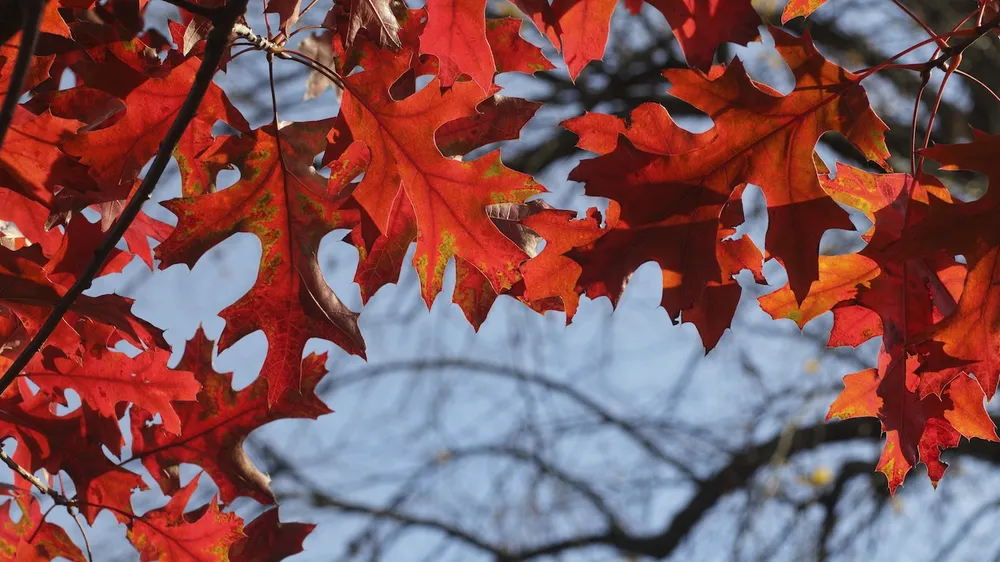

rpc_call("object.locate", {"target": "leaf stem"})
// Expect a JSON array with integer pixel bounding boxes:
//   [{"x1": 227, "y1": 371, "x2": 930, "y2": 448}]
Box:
[
  {"x1": 923, "y1": 13, "x2": 1000, "y2": 72},
  {"x1": 0, "y1": 0, "x2": 251, "y2": 396},
  {"x1": 0, "y1": 0, "x2": 48, "y2": 150},
  {"x1": 888, "y1": 0, "x2": 947, "y2": 48}
]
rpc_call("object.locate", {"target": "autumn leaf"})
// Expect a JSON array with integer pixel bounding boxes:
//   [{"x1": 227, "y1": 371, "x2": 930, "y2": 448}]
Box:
[
  {"x1": 127, "y1": 473, "x2": 244, "y2": 562},
  {"x1": 0, "y1": 380, "x2": 146, "y2": 524},
  {"x1": 63, "y1": 56, "x2": 248, "y2": 206},
  {"x1": 26, "y1": 346, "x2": 199, "y2": 435},
  {"x1": 229, "y1": 509, "x2": 315, "y2": 562},
  {"x1": 436, "y1": 95, "x2": 541, "y2": 157},
  {"x1": 759, "y1": 253, "x2": 880, "y2": 329},
  {"x1": 298, "y1": 30, "x2": 339, "y2": 100},
  {"x1": 0, "y1": 107, "x2": 96, "y2": 207},
  {"x1": 662, "y1": 28, "x2": 889, "y2": 303},
  {"x1": 344, "y1": 0, "x2": 402, "y2": 50},
  {"x1": 486, "y1": 17, "x2": 554, "y2": 75},
  {"x1": 828, "y1": 355, "x2": 996, "y2": 493},
  {"x1": 916, "y1": 243, "x2": 1000, "y2": 399},
  {"x1": 519, "y1": 0, "x2": 760, "y2": 79},
  {"x1": 0, "y1": 243, "x2": 165, "y2": 353},
  {"x1": 642, "y1": 0, "x2": 761, "y2": 70},
  {"x1": 879, "y1": 134, "x2": 1000, "y2": 398},
  {"x1": 520, "y1": 205, "x2": 609, "y2": 320},
  {"x1": 782, "y1": 0, "x2": 830, "y2": 22},
  {"x1": 422, "y1": 0, "x2": 495, "y2": 89},
  {"x1": 265, "y1": 0, "x2": 303, "y2": 33},
  {"x1": 545, "y1": 0, "x2": 617, "y2": 80},
  {"x1": 0, "y1": 493, "x2": 85, "y2": 562},
  {"x1": 564, "y1": 103, "x2": 762, "y2": 347},
  {"x1": 156, "y1": 121, "x2": 365, "y2": 404},
  {"x1": 340, "y1": 40, "x2": 543, "y2": 305},
  {"x1": 130, "y1": 329, "x2": 332, "y2": 505}
]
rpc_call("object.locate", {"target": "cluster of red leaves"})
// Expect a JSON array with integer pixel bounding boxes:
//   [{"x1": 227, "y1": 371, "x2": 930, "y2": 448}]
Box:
[{"x1": 1, "y1": 0, "x2": 1000, "y2": 557}]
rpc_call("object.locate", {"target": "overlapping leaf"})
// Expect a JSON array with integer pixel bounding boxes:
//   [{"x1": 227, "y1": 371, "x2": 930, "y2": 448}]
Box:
[
  {"x1": 661, "y1": 28, "x2": 889, "y2": 303},
  {"x1": 559, "y1": 26, "x2": 889, "y2": 346},
  {"x1": 130, "y1": 329, "x2": 331, "y2": 505},
  {"x1": 517, "y1": 0, "x2": 760, "y2": 79},
  {"x1": 63, "y1": 56, "x2": 248, "y2": 206},
  {"x1": 127, "y1": 474, "x2": 244, "y2": 562},
  {"x1": 763, "y1": 165, "x2": 992, "y2": 489},
  {"x1": 0, "y1": 493, "x2": 85, "y2": 562},
  {"x1": 156, "y1": 121, "x2": 365, "y2": 404},
  {"x1": 339, "y1": 38, "x2": 543, "y2": 305}
]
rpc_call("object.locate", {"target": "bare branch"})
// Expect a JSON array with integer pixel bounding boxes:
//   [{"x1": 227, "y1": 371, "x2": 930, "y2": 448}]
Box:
[{"x1": 0, "y1": 444, "x2": 74, "y2": 507}]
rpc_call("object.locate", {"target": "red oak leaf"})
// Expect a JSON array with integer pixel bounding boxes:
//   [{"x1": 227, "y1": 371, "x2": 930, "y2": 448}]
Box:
[
  {"x1": 916, "y1": 243, "x2": 1000, "y2": 399},
  {"x1": 63, "y1": 57, "x2": 248, "y2": 206},
  {"x1": 26, "y1": 346, "x2": 199, "y2": 435},
  {"x1": 827, "y1": 303, "x2": 883, "y2": 347},
  {"x1": 436, "y1": 95, "x2": 542, "y2": 157},
  {"x1": 564, "y1": 102, "x2": 762, "y2": 347},
  {"x1": 229, "y1": 509, "x2": 315, "y2": 562},
  {"x1": 0, "y1": 47, "x2": 53, "y2": 98},
  {"x1": 520, "y1": 0, "x2": 759, "y2": 79},
  {"x1": 642, "y1": 0, "x2": 761, "y2": 70},
  {"x1": 0, "y1": 493, "x2": 85, "y2": 562},
  {"x1": 759, "y1": 253, "x2": 880, "y2": 329},
  {"x1": 298, "y1": 30, "x2": 340, "y2": 100},
  {"x1": 0, "y1": 190, "x2": 64, "y2": 256},
  {"x1": 520, "y1": 205, "x2": 610, "y2": 321},
  {"x1": 421, "y1": 0, "x2": 495, "y2": 89},
  {"x1": 562, "y1": 101, "x2": 709, "y2": 155},
  {"x1": 790, "y1": 165, "x2": 998, "y2": 490},
  {"x1": 880, "y1": 134, "x2": 1000, "y2": 398},
  {"x1": 0, "y1": 381, "x2": 146, "y2": 523},
  {"x1": 0, "y1": 243, "x2": 165, "y2": 353},
  {"x1": 486, "y1": 18, "x2": 554, "y2": 75},
  {"x1": 344, "y1": 0, "x2": 402, "y2": 50},
  {"x1": 156, "y1": 121, "x2": 364, "y2": 404},
  {"x1": 781, "y1": 0, "x2": 829, "y2": 22},
  {"x1": 265, "y1": 0, "x2": 302, "y2": 33},
  {"x1": 340, "y1": 41, "x2": 543, "y2": 305},
  {"x1": 687, "y1": 190, "x2": 766, "y2": 349},
  {"x1": 127, "y1": 474, "x2": 244, "y2": 562},
  {"x1": 350, "y1": 189, "x2": 417, "y2": 304},
  {"x1": 130, "y1": 329, "x2": 331, "y2": 505},
  {"x1": 662, "y1": 28, "x2": 888, "y2": 302},
  {"x1": 0, "y1": 107, "x2": 95, "y2": 207},
  {"x1": 828, "y1": 355, "x2": 996, "y2": 493},
  {"x1": 768, "y1": 167, "x2": 965, "y2": 395}
]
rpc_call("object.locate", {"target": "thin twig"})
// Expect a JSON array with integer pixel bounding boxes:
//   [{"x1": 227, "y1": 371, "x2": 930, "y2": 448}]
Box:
[
  {"x1": 232, "y1": 22, "x2": 294, "y2": 60},
  {"x1": 68, "y1": 509, "x2": 94, "y2": 562},
  {"x1": 284, "y1": 49, "x2": 345, "y2": 89},
  {"x1": 888, "y1": 0, "x2": 947, "y2": 48},
  {"x1": 924, "y1": 13, "x2": 1000, "y2": 71},
  {"x1": 231, "y1": 22, "x2": 345, "y2": 88},
  {"x1": 0, "y1": 0, "x2": 251, "y2": 395},
  {"x1": 0, "y1": 0, "x2": 48, "y2": 149},
  {"x1": 955, "y1": 68, "x2": 1000, "y2": 104},
  {"x1": 0, "y1": 446, "x2": 74, "y2": 506}
]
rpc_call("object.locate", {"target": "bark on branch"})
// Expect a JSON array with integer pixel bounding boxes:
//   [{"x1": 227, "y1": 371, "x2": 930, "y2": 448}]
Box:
[{"x1": 0, "y1": 0, "x2": 48, "y2": 149}]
